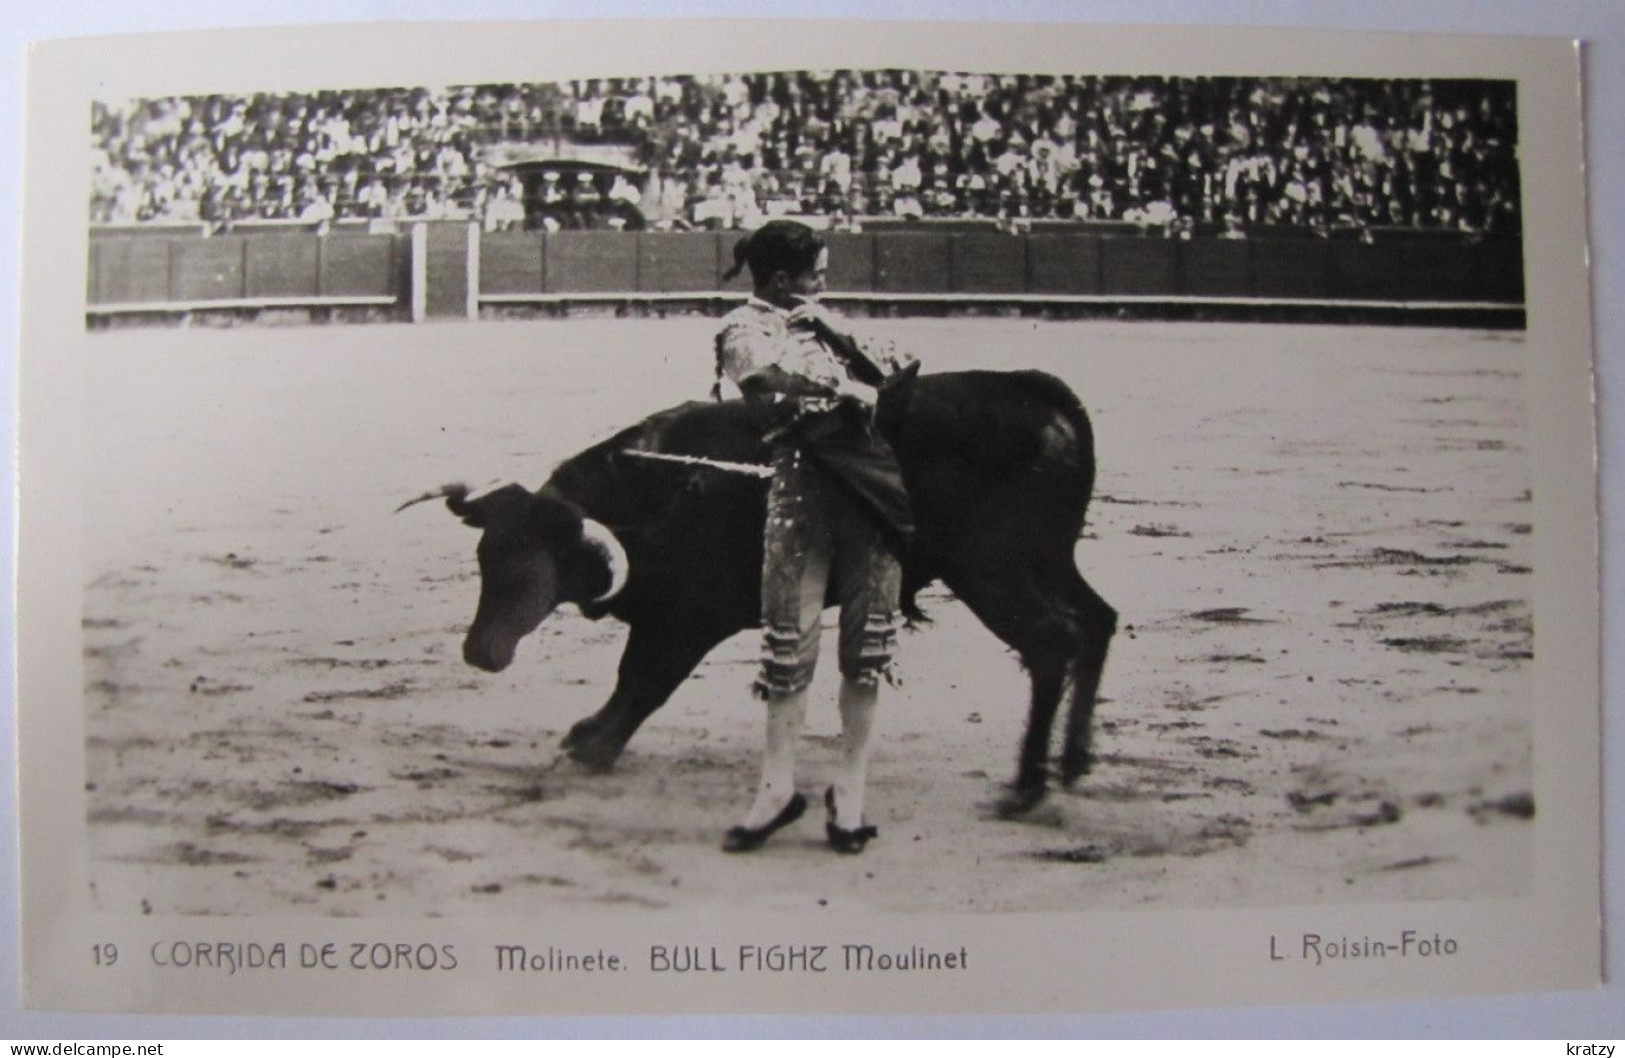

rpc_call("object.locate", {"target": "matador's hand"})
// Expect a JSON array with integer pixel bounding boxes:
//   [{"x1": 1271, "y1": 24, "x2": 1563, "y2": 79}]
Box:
[{"x1": 785, "y1": 300, "x2": 846, "y2": 337}]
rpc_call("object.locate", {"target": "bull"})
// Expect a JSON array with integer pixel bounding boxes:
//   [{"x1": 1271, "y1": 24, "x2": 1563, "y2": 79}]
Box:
[{"x1": 414, "y1": 369, "x2": 1116, "y2": 815}]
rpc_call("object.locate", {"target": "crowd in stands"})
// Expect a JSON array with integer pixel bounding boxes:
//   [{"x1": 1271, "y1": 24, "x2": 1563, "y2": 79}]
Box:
[{"x1": 90, "y1": 72, "x2": 1521, "y2": 236}]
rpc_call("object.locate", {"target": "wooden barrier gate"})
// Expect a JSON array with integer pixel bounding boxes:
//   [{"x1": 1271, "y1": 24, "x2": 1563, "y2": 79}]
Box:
[{"x1": 88, "y1": 223, "x2": 1525, "y2": 323}]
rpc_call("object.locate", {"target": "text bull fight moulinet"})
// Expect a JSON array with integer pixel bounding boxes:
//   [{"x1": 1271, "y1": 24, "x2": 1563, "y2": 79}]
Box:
[{"x1": 401, "y1": 368, "x2": 1117, "y2": 817}]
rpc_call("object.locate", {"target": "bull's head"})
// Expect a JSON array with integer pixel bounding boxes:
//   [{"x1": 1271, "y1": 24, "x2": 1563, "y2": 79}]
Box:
[{"x1": 402, "y1": 483, "x2": 628, "y2": 673}]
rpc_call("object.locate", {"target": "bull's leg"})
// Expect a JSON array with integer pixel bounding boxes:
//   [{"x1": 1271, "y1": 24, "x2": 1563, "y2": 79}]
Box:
[
  {"x1": 1002, "y1": 655, "x2": 1069, "y2": 818},
  {"x1": 899, "y1": 555, "x2": 938, "y2": 626},
  {"x1": 1059, "y1": 574, "x2": 1117, "y2": 788},
  {"x1": 943, "y1": 569, "x2": 1078, "y2": 817},
  {"x1": 562, "y1": 621, "x2": 730, "y2": 770}
]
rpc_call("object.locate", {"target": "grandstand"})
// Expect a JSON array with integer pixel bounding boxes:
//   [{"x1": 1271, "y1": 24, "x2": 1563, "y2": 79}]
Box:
[
  {"x1": 86, "y1": 71, "x2": 1524, "y2": 328},
  {"x1": 91, "y1": 72, "x2": 1520, "y2": 237}
]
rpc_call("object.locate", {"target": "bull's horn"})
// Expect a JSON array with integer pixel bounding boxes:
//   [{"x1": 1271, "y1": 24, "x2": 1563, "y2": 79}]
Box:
[
  {"x1": 579, "y1": 519, "x2": 629, "y2": 603},
  {"x1": 396, "y1": 483, "x2": 469, "y2": 514},
  {"x1": 393, "y1": 480, "x2": 497, "y2": 515}
]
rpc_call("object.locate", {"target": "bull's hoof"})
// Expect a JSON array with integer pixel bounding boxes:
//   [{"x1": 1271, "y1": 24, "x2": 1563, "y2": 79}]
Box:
[
  {"x1": 1059, "y1": 751, "x2": 1094, "y2": 789},
  {"x1": 995, "y1": 783, "x2": 1049, "y2": 819},
  {"x1": 560, "y1": 716, "x2": 602, "y2": 751},
  {"x1": 564, "y1": 739, "x2": 622, "y2": 774},
  {"x1": 722, "y1": 792, "x2": 807, "y2": 853}
]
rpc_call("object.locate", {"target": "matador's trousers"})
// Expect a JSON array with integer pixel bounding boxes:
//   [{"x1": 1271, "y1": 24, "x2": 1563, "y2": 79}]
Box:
[{"x1": 754, "y1": 442, "x2": 903, "y2": 699}]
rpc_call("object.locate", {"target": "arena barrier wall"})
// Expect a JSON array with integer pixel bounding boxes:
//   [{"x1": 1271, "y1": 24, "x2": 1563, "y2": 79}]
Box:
[
  {"x1": 88, "y1": 229, "x2": 405, "y2": 319},
  {"x1": 822, "y1": 232, "x2": 876, "y2": 293},
  {"x1": 484, "y1": 228, "x2": 1523, "y2": 309},
  {"x1": 89, "y1": 225, "x2": 1525, "y2": 326}
]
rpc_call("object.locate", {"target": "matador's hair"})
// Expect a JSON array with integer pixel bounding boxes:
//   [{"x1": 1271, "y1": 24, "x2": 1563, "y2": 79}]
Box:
[{"x1": 723, "y1": 220, "x2": 826, "y2": 286}]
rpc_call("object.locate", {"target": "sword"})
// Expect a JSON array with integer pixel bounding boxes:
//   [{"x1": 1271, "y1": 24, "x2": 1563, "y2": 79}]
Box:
[{"x1": 621, "y1": 449, "x2": 774, "y2": 478}]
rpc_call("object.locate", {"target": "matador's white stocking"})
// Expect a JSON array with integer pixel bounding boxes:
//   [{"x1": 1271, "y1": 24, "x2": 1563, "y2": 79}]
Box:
[{"x1": 740, "y1": 687, "x2": 807, "y2": 829}]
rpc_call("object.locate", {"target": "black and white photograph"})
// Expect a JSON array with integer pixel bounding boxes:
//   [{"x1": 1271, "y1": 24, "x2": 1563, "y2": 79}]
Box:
[{"x1": 10, "y1": 14, "x2": 1604, "y2": 1023}]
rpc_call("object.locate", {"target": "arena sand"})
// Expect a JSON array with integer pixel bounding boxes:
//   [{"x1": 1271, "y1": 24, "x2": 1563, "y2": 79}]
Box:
[{"x1": 80, "y1": 318, "x2": 1535, "y2": 915}]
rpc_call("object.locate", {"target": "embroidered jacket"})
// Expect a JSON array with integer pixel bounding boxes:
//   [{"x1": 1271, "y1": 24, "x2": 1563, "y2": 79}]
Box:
[
  {"x1": 712, "y1": 296, "x2": 917, "y2": 557},
  {"x1": 712, "y1": 297, "x2": 911, "y2": 402}
]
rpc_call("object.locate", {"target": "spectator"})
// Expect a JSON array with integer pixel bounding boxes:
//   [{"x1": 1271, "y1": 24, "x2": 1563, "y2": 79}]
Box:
[
  {"x1": 483, "y1": 178, "x2": 526, "y2": 231},
  {"x1": 89, "y1": 73, "x2": 1522, "y2": 237}
]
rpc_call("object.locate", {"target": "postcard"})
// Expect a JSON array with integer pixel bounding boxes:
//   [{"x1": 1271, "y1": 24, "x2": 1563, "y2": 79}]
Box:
[{"x1": 16, "y1": 18, "x2": 1598, "y2": 1016}]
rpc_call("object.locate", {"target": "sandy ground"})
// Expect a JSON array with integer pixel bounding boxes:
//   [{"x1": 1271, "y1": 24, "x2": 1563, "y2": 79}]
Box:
[{"x1": 80, "y1": 317, "x2": 1535, "y2": 916}]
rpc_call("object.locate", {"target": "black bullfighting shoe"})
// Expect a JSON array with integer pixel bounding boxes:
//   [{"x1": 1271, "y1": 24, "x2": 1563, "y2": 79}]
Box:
[
  {"x1": 824, "y1": 787, "x2": 879, "y2": 854},
  {"x1": 722, "y1": 791, "x2": 808, "y2": 853}
]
